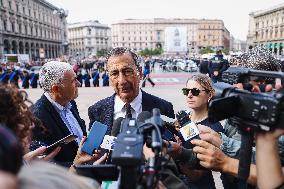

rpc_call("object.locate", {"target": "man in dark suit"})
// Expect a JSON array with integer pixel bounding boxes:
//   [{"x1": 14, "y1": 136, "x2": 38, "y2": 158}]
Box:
[
  {"x1": 88, "y1": 47, "x2": 187, "y2": 189},
  {"x1": 32, "y1": 61, "x2": 86, "y2": 166},
  {"x1": 88, "y1": 47, "x2": 175, "y2": 134}
]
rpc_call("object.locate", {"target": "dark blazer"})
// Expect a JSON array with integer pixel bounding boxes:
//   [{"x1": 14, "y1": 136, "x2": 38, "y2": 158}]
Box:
[
  {"x1": 88, "y1": 90, "x2": 175, "y2": 134},
  {"x1": 32, "y1": 95, "x2": 87, "y2": 165}
]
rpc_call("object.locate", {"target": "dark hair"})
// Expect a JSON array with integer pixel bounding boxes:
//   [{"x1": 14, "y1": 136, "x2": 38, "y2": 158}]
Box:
[
  {"x1": 0, "y1": 84, "x2": 35, "y2": 151},
  {"x1": 0, "y1": 125, "x2": 22, "y2": 174},
  {"x1": 106, "y1": 47, "x2": 139, "y2": 68}
]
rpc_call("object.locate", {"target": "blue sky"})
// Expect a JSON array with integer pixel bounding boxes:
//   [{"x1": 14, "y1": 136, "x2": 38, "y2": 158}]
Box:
[{"x1": 48, "y1": 0, "x2": 284, "y2": 40}]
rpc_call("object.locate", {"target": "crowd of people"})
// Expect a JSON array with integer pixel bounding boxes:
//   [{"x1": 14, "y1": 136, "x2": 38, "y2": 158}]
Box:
[{"x1": 0, "y1": 47, "x2": 284, "y2": 189}]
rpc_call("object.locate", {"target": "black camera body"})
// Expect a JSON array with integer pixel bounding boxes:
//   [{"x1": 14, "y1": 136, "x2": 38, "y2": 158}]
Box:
[
  {"x1": 111, "y1": 109, "x2": 165, "y2": 189},
  {"x1": 112, "y1": 119, "x2": 144, "y2": 167},
  {"x1": 209, "y1": 67, "x2": 284, "y2": 132}
]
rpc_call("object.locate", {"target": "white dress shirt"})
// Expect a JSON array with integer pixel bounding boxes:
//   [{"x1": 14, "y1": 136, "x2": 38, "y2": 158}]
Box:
[{"x1": 113, "y1": 90, "x2": 142, "y2": 120}]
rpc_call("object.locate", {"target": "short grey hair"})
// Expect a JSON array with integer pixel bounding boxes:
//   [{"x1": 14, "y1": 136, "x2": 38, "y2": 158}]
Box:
[
  {"x1": 106, "y1": 47, "x2": 140, "y2": 68},
  {"x1": 39, "y1": 61, "x2": 73, "y2": 92},
  {"x1": 18, "y1": 161, "x2": 99, "y2": 189}
]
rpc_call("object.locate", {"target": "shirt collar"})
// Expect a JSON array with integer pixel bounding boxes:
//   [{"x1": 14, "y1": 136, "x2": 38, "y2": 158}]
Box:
[
  {"x1": 44, "y1": 92, "x2": 72, "y2": 112},
  {"x1": 114, "y1": 89, "x2": 142, "y2": 113}
]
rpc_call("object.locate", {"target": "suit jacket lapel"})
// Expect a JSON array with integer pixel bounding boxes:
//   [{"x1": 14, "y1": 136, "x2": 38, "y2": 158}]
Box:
[
  {"x1": 42, "y1": 95, "x2": 71, "y2": 136},
  {"x1": 142, "y1": 90, "x2": 154, "y2": 112},
  {"x1": 104, "y1": 94, "x2": 115, "y2": 134}
]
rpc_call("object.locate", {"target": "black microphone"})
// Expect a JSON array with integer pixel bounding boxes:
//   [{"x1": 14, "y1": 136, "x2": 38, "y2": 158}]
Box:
[
  {"x1": 176, "y1": 110, "x2": 190, "y2": 126},
  {"x1": 111, "y1": 117, "x2": 124, "y2": 137}
]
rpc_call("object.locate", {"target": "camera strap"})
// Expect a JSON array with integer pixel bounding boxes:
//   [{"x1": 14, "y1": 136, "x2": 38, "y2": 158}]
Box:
[{"x1": 237, "y1": 131, "x2": 254, "y2": 189}]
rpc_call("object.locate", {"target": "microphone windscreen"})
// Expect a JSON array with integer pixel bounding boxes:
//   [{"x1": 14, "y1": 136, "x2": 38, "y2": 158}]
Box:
[
  {"x1": 111, "y1": 117, "x2": 124, "y2": 136},
  {"x1": 137, "y1": 111, "x2": 152, "y2": 123}
]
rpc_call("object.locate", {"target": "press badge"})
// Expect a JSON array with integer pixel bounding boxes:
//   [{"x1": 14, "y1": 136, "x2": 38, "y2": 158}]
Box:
[
  {"x1": 180, "y1": 122, "x2": 200, "y2": 141},
  {"x1": 100, "y1": 135, "x2": 117, "y2": 150}
]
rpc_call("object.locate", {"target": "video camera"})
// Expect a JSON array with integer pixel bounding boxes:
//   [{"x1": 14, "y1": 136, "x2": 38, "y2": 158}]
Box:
[
  {"x1": 208, "y1": 67, "x2": 284, "y2": 187},
  {"x1": 110, "y1": 108, "x2": 172, "y2": 189},
  {"x1": 209, "y1": 67, "x2": 284, "y2": 132},
  {"x1": 76, "y1": 109, "x2": 201, "y2": 189}
]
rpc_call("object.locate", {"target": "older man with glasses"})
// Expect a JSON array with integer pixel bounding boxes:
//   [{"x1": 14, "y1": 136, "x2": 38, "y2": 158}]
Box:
[
  {"x1": 88, "y1": 47, "x2": 175, "y2": 134},
  {"x1": 87, "y1": 47, "x2": 188, "y2": 189}
]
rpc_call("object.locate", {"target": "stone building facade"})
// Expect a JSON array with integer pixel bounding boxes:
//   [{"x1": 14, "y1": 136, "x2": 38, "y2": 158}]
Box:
[
  {"x1": 111, "y1": 18, "x2": 230, "y2": 54},
  {"x1": 247, "y1": 3, "x2": 284, "y2": 55},
  {"x1": 0, "y1": 0, "x2": 68, "y2": 61},
  {"x1": 68, "y1": 20, "x2": 111, "y2": 58}
]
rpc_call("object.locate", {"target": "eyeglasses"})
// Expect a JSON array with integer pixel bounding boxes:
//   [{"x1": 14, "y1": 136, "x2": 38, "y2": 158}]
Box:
[
  {"x1": 108, "y1": 68, "x2": 136, "y2": 79},
  {"x1": 182, "y1": 88, "x2": 207, "y2": 96}
]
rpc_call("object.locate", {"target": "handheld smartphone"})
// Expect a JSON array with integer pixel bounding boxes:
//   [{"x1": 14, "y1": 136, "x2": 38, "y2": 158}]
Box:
[
  {"x1": 45, "y1": 134, "x2": 78, "y2": 154},
  {"x1": 81, "y1": 121, "x2": 108, "y2": 155}
]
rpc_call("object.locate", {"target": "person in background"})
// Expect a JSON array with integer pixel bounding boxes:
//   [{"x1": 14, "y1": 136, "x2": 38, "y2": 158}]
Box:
[
  {"x1": 199, "y1": 58, "x2": 210, "y2": 76},
  {"x1": 76, "y1": 70, "x2": 83, "y2": 87},
  {"x1": 21, "y1": 70, "x2": 30, "y2": 89},
  {"x1": 92, "y1": 69, "x2": 100, "y2": 87},
  {"x1": 30, "y1": 71, "x2": 38, "y2": 89},
  {"x1": 102, "y1": 71, "x2": 109, "y2": 87},
  {"x1": 141, "y1": 58, "x2": 155, "y2": 87},
  {"x1": 84, "y1": 70, "x2": 91, "y2": 87},
  {"x1": 208, "y1": 50, "x2": 229, "y2": 83}
]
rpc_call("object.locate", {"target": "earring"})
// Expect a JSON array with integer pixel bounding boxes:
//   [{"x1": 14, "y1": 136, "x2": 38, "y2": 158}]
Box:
[{"x1": 208, "y1": 98, "x2": 211, "y2": 103}]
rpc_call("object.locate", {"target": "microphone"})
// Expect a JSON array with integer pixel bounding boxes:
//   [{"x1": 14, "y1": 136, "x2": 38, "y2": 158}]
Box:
[
  {"x1": 137, "y1": 111, "x2": 152, "y2": 123},
  {"x1": 111, "y1": 117, "x2": 124, "y2": 137},
  {"x1": 150, "y1": 108, "x2": 163, "y2": 127},
  {"x1": 176, "y1": 110, "x2": 190, "y2": 126}
]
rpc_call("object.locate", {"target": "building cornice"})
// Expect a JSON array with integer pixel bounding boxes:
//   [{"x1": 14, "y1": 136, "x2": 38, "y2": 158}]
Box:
[{"x1": 250, "y1": 3, "x2": 284, "y2": 18}]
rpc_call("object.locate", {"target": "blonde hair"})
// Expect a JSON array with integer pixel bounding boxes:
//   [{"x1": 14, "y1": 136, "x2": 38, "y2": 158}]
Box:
[
  {"x1": 186, "y1": 74, "x2": 215, "y2": 96},
  {"x1": 18, "y1": 161, "x2": 99, "y2": 189}
]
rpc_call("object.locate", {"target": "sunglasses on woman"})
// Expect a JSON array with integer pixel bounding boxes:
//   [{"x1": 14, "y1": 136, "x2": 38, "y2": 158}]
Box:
[{"x1": 182, "y1": 88, "x2": 207, "y2": 96}]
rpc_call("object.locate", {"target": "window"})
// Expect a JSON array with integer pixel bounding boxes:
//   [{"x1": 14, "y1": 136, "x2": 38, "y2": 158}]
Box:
[
  {"x1": 16, "y1": 4, "x2": 19, "y2": 12},
  {"x1": 8, "y1": 1, "x2": 12, "y2": 9},
  {"x1": 18, "y1": 23, "x2": 22, "y2": 33},
  {"x1": 29, "y1": 9, "x2": 31, "y2": 16},
  {"x1": 0, "y1": 0, "x2": 3, "y2": 6},
  {"x1": 3, "y1": 20, "x2": 7, "y2": 31},
  {"x1": 11, "y1": 23, "x2": 15, "y2": 32},
  {"x1": 88, "y1": 28, "x2": 91, "y2": 35},
  {"x1": 22, "y1": 7, "x2": 25, "y2": 14},
  {"x1": 25, "y1": 25, "x2": 27, "y2": 34}
]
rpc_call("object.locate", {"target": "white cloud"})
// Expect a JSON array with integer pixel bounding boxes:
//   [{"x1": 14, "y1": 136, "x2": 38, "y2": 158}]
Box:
[{"x1": 48, "y1": 0, "x2": 284, "y2": 40}]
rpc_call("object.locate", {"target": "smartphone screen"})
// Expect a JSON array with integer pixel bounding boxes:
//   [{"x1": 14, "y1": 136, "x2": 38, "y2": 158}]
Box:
[
  {"x1": 81, "y1": 121, "x2": 108, "y2": 155},
  {"x1": 46, "y1": 134, "x2": 78, "y2": 154}
]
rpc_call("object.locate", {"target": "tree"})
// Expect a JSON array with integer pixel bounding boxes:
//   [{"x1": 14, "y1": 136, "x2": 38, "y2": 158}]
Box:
[
  {"x1": 222, "y1": 48, "x2": 230, "y2": 55},
  {"x1": 97, "y1": 49, "x2": 108, "y2": 57},
  {"x1": 200, "y1": 47, "x2": 214, "y2": 54},
  {"x1": 139, "y1": 48, "x2": 163, "y2": 56}
]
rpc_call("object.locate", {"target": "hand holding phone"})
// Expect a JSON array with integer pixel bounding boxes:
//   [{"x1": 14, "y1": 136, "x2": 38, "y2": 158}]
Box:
[
  {"x1": 81, "y1": 121, "x2": 108, "y2": 155},
  {"x1": 45, "y1": 134, "x2": 77, "y2": 154}
]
